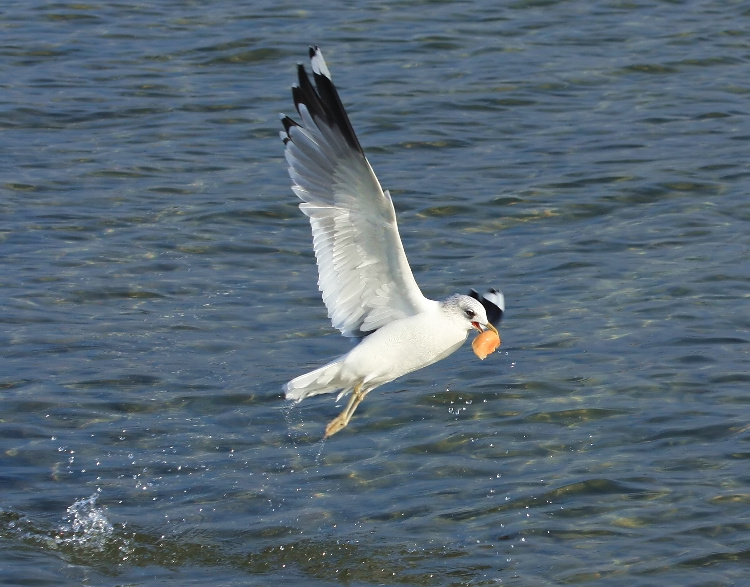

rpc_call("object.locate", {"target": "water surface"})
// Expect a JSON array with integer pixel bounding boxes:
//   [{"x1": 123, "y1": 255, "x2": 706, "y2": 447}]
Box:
[{"x1": 2, "y1": 1, "x2": 750, "y2": 584}]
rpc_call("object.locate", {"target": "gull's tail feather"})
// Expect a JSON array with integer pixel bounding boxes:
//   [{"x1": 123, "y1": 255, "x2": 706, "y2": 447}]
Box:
[{"x1": 284, "y1": 358, "x2": 348, "y2": 402}]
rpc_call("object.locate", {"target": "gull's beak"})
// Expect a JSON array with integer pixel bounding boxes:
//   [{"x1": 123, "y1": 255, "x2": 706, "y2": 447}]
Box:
[{"x1": 471, "y1": 322, "x2": 498, "y2": 334}]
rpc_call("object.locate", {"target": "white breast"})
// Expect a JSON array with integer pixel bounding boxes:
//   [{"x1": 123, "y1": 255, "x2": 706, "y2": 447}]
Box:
[{"x1": 339, "y1": 309, "x2": 470, "y2": 388}]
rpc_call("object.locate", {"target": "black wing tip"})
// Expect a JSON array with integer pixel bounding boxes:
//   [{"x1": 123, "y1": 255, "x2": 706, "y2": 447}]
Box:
[
  {"x1": 281, "y1": 115, "x2": 299, "y2": 131},
  {"x1": 280, "y1": 115, "x2": 300, "y2": 144},
  {"x1": 281, "y1": 46, "x2": 365, "y2": 155},
  {"x1": 469, "y1": 288, "x2": 505, "y2": 327}
]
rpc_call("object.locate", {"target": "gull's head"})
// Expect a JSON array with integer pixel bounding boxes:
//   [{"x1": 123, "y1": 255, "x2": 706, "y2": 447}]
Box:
[{"x1": 443, "y1": 295, "x2": 498, "y2": 335}]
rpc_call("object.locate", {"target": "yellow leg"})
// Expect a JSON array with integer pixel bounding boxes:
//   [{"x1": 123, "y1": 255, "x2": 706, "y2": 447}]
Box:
[{"x1": 324, "y1": 383, "x2": 367, "y2": 438}]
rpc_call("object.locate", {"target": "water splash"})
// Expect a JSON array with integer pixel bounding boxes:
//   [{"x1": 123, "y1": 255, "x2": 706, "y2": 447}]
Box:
[
  {"x1": 55, "y1": 493, "x2": 114, "y2": 551},
  {"x1": 283, "y1": 401, "x2": 327, "y2": 449}
]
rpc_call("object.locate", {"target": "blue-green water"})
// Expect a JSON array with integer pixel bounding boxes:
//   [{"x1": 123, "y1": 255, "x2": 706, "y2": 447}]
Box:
[{"x1": 2, "y1": 1, "x2": 750, "y2": 584}]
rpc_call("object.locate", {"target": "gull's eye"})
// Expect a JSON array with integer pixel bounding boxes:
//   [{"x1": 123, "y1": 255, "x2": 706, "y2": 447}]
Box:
[{"x1": 464, "y1": 308, "x2": 476, "y2": 319}]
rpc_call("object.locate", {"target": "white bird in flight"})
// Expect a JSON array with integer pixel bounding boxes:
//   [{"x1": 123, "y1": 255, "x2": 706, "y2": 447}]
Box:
[{"x1": 280, "y1": 47, "x2": 504, "y2": 437}]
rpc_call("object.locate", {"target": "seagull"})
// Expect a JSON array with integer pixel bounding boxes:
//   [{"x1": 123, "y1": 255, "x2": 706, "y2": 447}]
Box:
[{"x1": 280, "y1": 46, "x2": 504, "y2": 437}]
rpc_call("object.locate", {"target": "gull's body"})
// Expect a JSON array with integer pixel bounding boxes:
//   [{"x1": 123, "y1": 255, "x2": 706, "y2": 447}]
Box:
[
  {"x1": 286, "y1": 298, "x2": 474, "y2": 401},
  {"x1": 280, "y1": 47, "x2": 504, "y2": 437}
]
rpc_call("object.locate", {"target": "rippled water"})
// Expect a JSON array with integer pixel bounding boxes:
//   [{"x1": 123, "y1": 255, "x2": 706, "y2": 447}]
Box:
[{"x1": 2, "y1": 1, "x2": 750, "y2": 584}]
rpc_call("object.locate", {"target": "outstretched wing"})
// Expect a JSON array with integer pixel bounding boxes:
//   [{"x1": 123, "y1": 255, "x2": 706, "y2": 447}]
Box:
[
  {"x1": 281, "y1": 46, "x2": 433, "y2": 338},
  {"x1": 469, "y1": 288, "x2": 505, "y2": 327}
]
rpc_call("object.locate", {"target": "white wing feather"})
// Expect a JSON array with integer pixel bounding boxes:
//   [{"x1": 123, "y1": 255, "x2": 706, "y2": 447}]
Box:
[{"x1": 281, "y1": 47, "x2": 433, "y2": 337}]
